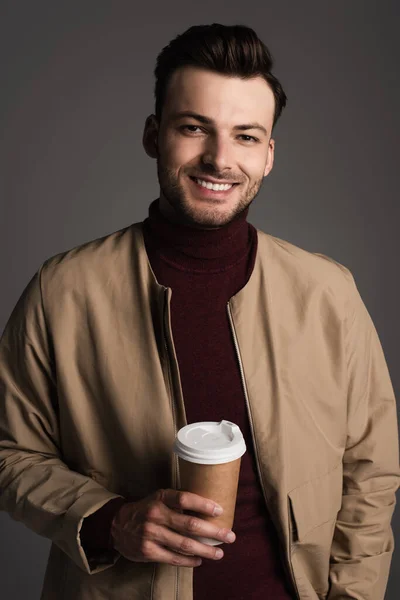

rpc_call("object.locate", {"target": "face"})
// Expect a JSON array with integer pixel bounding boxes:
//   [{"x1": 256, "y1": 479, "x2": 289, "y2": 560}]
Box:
[{"x1": 143, "y1": 66, "x2": 276, "y2": 228}]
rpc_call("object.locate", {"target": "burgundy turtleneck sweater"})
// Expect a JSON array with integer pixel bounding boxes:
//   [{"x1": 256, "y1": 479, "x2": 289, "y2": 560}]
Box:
[{"x1": 81, "y1": 199, "x2": 295, "y2": 599}]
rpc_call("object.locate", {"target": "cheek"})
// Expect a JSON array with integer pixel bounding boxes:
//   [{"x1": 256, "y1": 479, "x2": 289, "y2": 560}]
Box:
[
  {"x1": 163, "y1": 132, "x2": 207, "y2": 166},
  {"x1": 240, "y1": 156, "x2": 267, "y2": 181},
  {"x1": 238, "y1": 159, "x2": 265, "y2": 183}
]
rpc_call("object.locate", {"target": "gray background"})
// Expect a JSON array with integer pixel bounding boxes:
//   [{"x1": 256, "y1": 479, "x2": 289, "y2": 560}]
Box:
[{"x1": 1, "y1": 1, "x2": 399, "y2": 597}]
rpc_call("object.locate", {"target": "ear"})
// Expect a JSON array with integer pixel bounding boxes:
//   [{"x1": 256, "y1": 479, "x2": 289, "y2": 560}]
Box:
[
  {"x1": 142, "y1": 114, "x2": 159, "y2": 159},
  {"x1": 264, "y1": 138, "x2": 275, "y2": 177}
]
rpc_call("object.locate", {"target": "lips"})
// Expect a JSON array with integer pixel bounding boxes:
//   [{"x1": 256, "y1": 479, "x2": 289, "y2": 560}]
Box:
[
  {"x1": 188, "y1": 175, "x2": 238, "y2": 199},
  {"x1": 190, "y1": 176, "x2": 239, "y2": 185}
]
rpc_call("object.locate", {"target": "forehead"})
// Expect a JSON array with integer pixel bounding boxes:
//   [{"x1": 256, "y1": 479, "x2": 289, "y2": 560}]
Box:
[{"x1": 162, "y1": 67, "x2": 275, "y2": 128}]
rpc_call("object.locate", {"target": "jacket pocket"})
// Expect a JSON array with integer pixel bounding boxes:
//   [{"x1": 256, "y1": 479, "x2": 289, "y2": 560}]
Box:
[{"x1": 288, "y1": 462, "x2": 343, "y2": 543}]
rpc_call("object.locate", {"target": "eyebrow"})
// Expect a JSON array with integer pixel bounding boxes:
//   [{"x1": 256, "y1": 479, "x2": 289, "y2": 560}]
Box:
[{"x1": 171, "y1": 111, "x2": 268, "y2": 136}]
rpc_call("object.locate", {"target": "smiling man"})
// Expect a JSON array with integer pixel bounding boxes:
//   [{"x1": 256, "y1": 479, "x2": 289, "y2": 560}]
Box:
[{"x1": 0, "y1": 23, "x2": 398, "y2": 600}]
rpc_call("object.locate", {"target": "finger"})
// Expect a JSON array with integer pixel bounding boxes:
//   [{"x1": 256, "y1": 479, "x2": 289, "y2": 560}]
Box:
[
  {"x1": 141, "y1": 539, "x2": 203, "y2": 568},
  {"x1": 160, "y1": 489, "x2": 223, "y2": 517},
  {"x1": 154, "y1": 524, "x2": 224, "y2": 561},
  {"x1": 166, "y1": 510, "x2": 236, "y2": 545}
]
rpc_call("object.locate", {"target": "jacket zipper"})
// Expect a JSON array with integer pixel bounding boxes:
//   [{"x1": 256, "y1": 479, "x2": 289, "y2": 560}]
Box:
[
  {"x1": 163, "y1": 289, "x2": 179, "y2": 488},
  {"x1": 226, "y1": 301, "x2": 300, "y2": 600},
  {"x1": 163, "y1": 288, "x2": 180, "y2": 600}
]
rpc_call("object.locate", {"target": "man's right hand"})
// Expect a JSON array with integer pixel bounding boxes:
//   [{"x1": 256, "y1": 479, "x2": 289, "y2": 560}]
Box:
[{"x1": 110, "y1": 488, "x2": 236, "y2": 567}]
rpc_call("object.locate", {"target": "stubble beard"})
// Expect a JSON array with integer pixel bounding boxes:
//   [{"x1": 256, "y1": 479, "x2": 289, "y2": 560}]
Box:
[{"x1": 157, "y1": 160, "x2": 265, "y2": 229}]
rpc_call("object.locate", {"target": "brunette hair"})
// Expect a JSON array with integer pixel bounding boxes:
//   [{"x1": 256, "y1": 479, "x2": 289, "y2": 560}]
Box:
[{"x1": 154, "y1": 23, "x2": 287, "y2": 130}]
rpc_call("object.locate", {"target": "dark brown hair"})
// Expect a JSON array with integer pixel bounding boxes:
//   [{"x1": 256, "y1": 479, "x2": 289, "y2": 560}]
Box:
[{"x1": 154, "y1": 23, "x2": 287, "y2": 130}]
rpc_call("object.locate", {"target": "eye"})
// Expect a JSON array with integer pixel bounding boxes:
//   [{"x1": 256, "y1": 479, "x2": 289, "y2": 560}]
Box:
[
  {"x1": 238, "y1": 135, "x2": 259, "y2": 143},
  {"x1": 180, "y1": 125, "x2": 203, "y2": 134}
]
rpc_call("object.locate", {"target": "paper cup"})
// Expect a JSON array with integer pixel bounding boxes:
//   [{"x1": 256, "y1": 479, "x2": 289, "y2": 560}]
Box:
[{"x1": 173, "y1": 420, "x2": 246, "y2": 545}]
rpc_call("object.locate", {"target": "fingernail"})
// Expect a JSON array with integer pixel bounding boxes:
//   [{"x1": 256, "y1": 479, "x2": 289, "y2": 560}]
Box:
[
  {"x1": 225, "y1": 531, "x2": 236, "y2": 543},
  {"x1": 213, "y1": 505, "x2": 223, "y2": 516},
  {"x1": 215, "y1": 548, "x2": 223, "y2": 559}
]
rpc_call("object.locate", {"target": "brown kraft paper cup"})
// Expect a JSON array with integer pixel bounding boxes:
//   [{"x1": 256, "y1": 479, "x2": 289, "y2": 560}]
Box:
[
  {"x1": 178, "y1": 456, "x2": 242, "y2": 542},
  {"x1": 173, "y1": 420, "x2": 246, "y2": 545}
]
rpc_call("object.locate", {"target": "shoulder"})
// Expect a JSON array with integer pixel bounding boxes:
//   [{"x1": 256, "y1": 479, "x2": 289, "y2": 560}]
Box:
[
  {"x1": 255, "y1": 229, "x2": 358, "y2": 312},
  {"x1": 39, "y1": 222, "x2": 143, "y2": 289}
]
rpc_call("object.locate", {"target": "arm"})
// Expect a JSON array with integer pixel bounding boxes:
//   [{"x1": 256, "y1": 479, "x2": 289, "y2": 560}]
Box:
[
  {"x1": 0, "y1": 266, "x2": 124, "y2": 574},
  {"x1": 327, "y1": 271, "x2": 400, "y2": 599}
]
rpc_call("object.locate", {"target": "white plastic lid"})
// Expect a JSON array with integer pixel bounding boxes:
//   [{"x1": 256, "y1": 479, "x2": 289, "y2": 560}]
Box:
[{"x1": 173, "y1": 420, "x2": 246, "y2": 464}]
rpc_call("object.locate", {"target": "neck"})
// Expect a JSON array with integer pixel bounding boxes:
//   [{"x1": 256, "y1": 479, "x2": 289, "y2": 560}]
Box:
[{"x1": 142, "y1": 198, "x2": 252, "y2": 271}]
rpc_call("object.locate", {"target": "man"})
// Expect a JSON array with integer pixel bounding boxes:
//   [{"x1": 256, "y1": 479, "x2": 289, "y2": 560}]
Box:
[{"x1": 0, "y1": 23, "x2": 398, "y2": 600}]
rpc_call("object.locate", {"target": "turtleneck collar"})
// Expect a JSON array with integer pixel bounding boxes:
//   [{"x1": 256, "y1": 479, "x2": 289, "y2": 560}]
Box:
[{"x1": 142, "y1": 198, "x2": 253, "y2": 274}]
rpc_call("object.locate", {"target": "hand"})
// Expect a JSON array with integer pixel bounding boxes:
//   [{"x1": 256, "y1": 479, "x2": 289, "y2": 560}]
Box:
[{"x1": 110, "y1": 488, "x2": 236, "y2": 567}]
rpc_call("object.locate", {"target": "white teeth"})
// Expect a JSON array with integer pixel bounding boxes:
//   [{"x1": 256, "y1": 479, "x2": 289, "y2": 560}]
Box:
[{"x1": 195, "y1": 178, "x2": 233, "y2": 191}]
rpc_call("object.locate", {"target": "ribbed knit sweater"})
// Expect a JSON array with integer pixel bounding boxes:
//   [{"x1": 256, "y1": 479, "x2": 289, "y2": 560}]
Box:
[{"x1": 142, "y1": 199, "x2": 294, "y2": 599}]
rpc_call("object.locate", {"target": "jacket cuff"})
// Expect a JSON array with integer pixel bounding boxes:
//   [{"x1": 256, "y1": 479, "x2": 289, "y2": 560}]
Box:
[
  {"x1": 80, "y1": 497, "x2": 127, "y2": 551},
  {"x1": 58, "y1": 489, "x2": 125, "y2": 574}
]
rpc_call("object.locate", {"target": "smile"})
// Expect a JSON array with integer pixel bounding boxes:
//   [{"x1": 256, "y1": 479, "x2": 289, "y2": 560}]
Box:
[
  {"x1": 193, "y1": 177, "x2": 233, "y2": 191},
  {"x1": 189, "y1": 176, "x2": 239, "y2": 197}
]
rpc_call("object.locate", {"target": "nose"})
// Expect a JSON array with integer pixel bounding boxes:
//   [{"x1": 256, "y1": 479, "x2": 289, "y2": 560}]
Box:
[{"x1": 201, "y1": 135, "x2": 234, "y2": 173}]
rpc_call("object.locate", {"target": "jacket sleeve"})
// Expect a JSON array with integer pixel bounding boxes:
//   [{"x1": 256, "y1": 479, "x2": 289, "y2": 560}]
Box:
[
  {"x1": 0, "y1": 266, "x2": 125, "y2": 574},
  {"x1": 327, "y1": 270, "x2": 400, "y2": 599}
]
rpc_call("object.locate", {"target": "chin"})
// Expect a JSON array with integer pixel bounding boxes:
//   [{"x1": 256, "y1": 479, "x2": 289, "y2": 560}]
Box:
[{"x1": 183, "y1": 201, "x2": 243, "y2": 229}]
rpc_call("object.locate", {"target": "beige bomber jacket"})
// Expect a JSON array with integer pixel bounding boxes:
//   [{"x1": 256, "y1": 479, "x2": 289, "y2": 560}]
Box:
[{"x1": 0, "y1": 222, "x2": 398, "y2": 600}]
